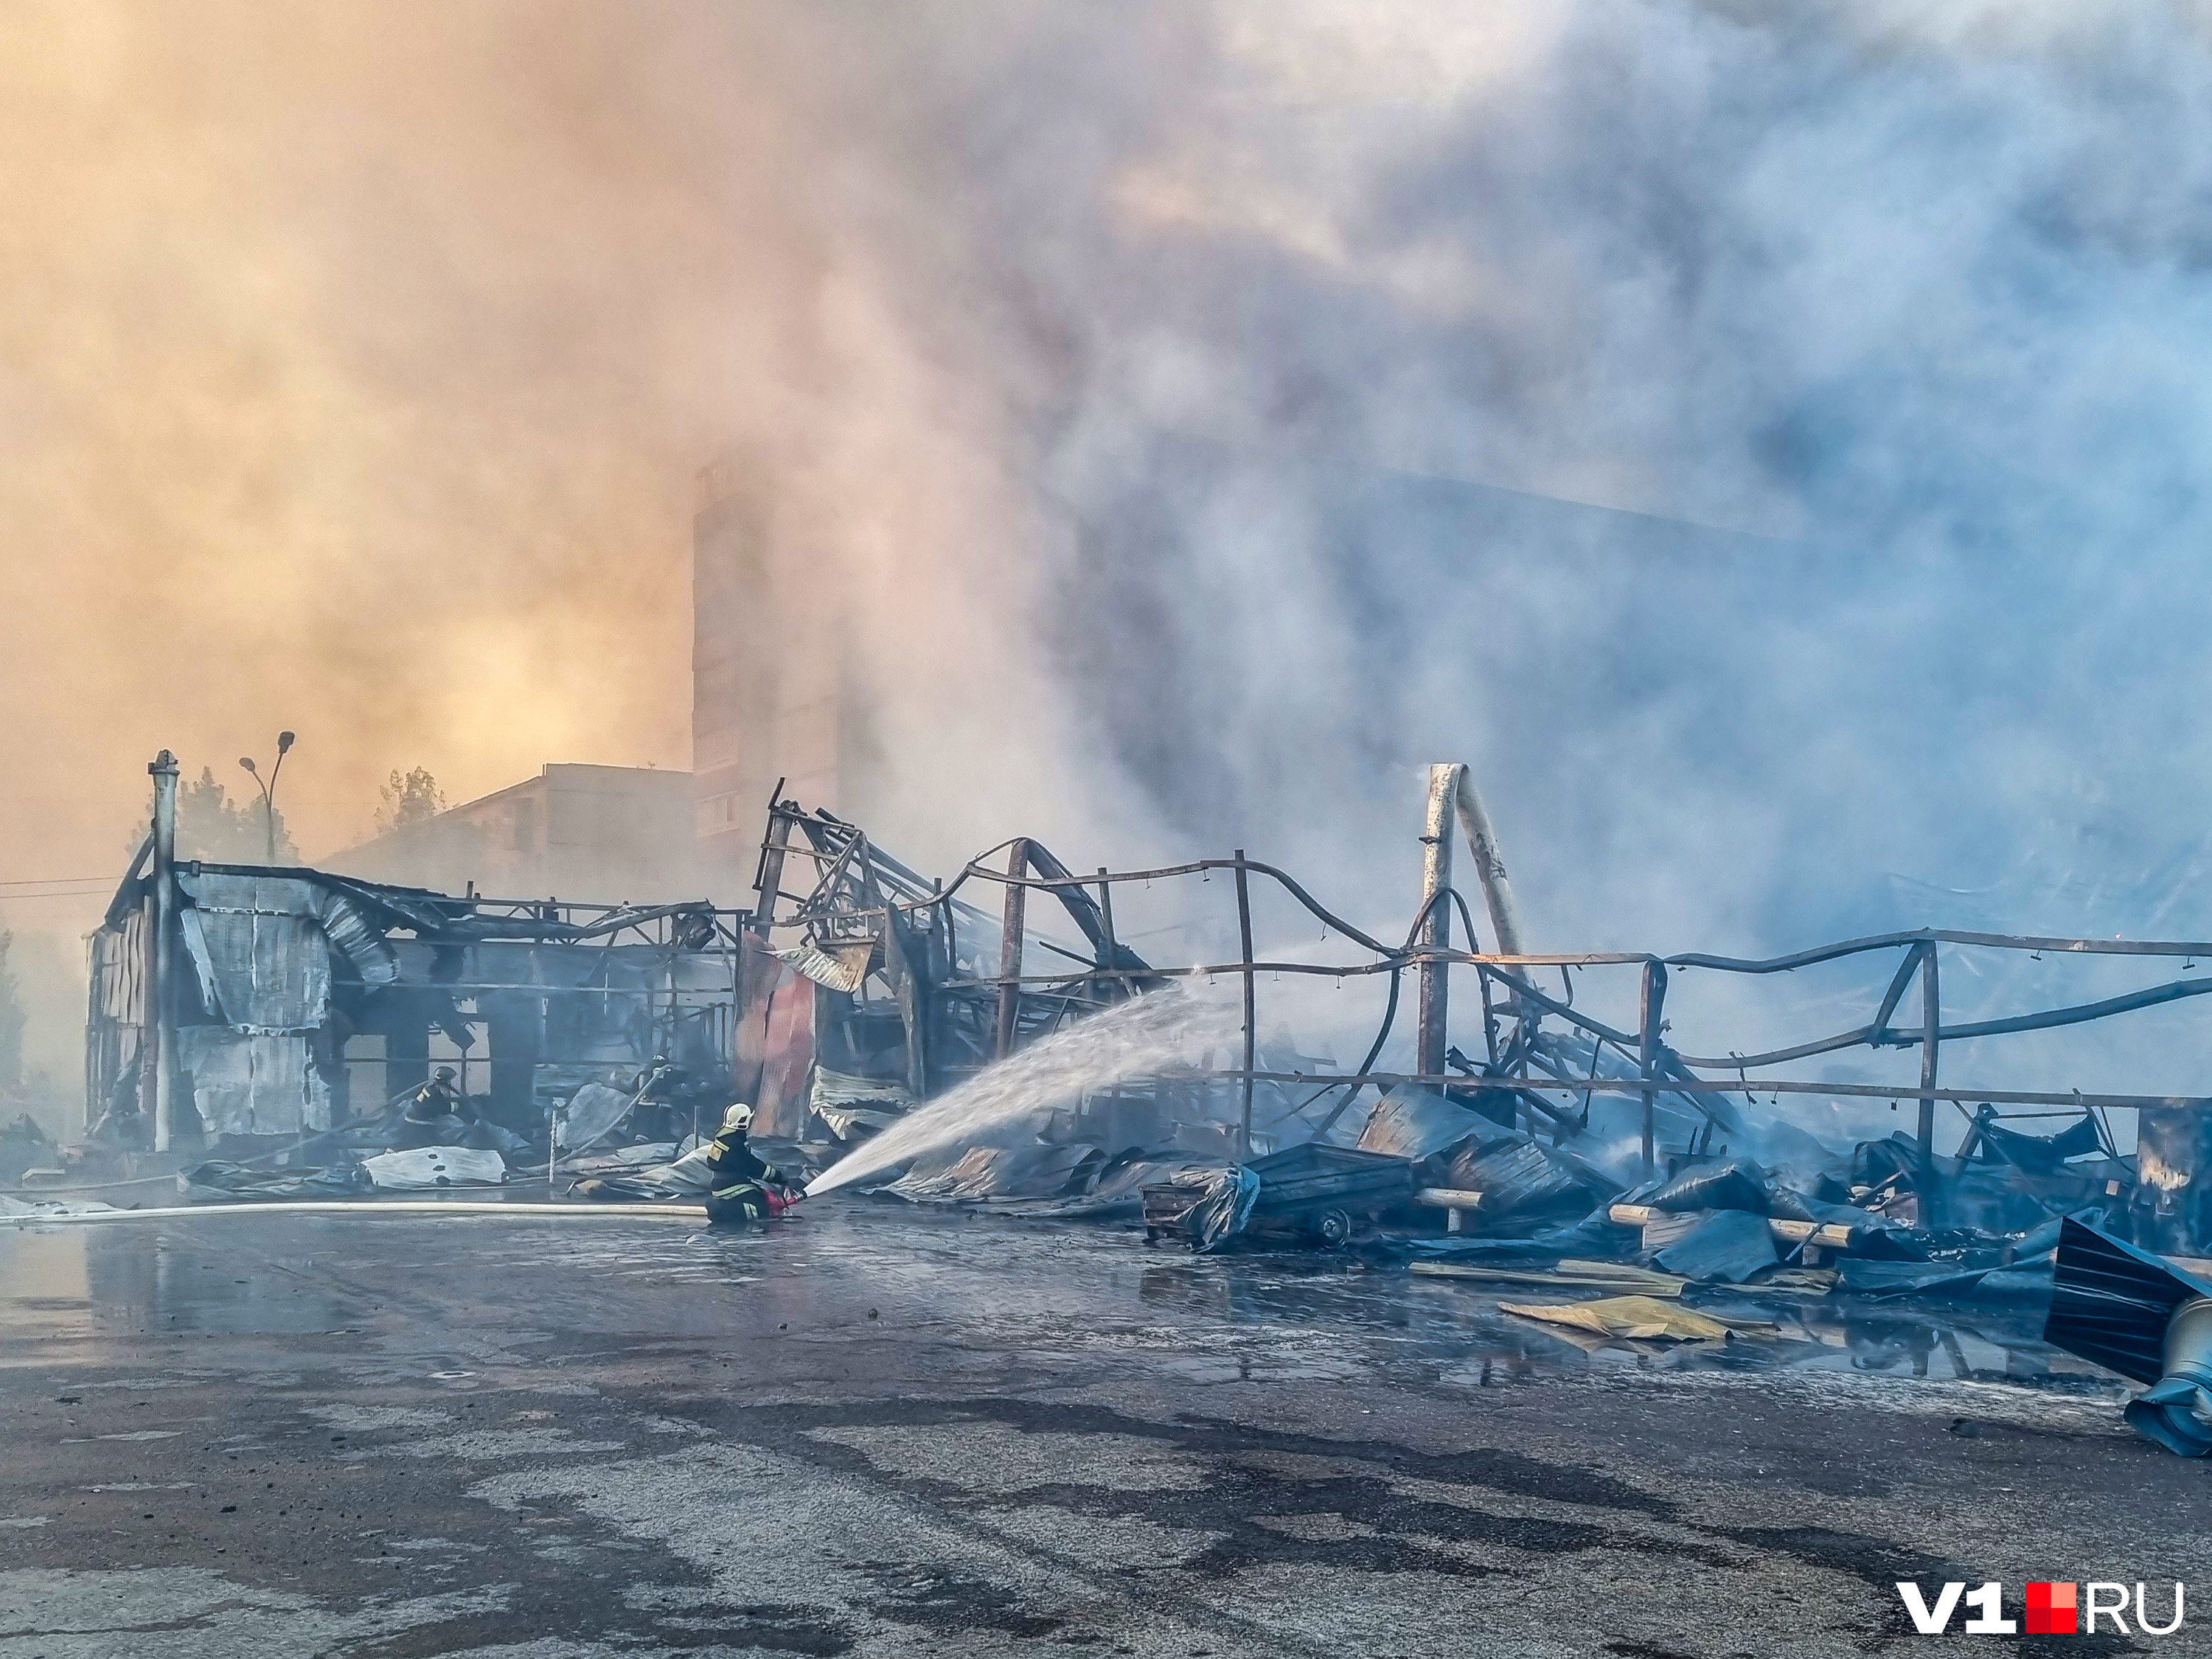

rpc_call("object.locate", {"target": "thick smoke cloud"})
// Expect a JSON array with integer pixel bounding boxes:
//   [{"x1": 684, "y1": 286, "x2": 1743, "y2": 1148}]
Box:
[
  {"x1": 7, "y1": 1, "x2": 2212, "y2": 1118},
  {"x1": 0, "y1": 0, "x2": 805, "y2": 1110},
  {"x1": 0, "y1": 1, "x2": 804, "y2": 884},
  {"x1": 797, "y1": 0, "x2": 2212, "y2": 1111},
  {"x1": 831, "y1": 1, "x2": 2212, "y2": 955}
]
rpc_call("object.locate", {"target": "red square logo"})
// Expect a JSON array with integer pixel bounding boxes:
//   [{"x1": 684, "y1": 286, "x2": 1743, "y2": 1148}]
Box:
[{"x1": 2026, "y1": 1582, "x2": 2078, "y2": 1635}]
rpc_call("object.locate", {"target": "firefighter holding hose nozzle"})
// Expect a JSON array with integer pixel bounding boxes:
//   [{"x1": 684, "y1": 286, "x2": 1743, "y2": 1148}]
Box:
[
  {"x1": 395, "y1": 1066, "x2": 472, "y2": 1149},
  {"x1": 702, "y1": 1103, "x2": 802, "y2": 1225}
]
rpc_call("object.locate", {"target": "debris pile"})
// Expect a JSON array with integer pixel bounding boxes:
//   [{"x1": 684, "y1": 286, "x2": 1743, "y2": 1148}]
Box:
[{"x1": 1135, "y1": 1078, "x2": 2118, "y2": 1302}]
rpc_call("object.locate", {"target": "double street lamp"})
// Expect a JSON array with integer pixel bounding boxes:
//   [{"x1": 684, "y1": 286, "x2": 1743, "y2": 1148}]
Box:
[{"x1": 238, "y1": 730, "x2": 296, "y2": 864}]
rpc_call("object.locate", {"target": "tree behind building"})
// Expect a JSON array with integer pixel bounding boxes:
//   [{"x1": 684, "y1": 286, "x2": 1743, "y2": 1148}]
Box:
[
  {"x1": 375, "y1": 767, "x2": 446, "y2": 835},
  {"x1": 125, "y1": 765, "x2": 297, "y2": 863}
]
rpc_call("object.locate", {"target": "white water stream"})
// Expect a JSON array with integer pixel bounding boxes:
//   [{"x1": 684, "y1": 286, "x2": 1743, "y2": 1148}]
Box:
[{"x1": 804, "y1": 988, "x2": 1242, "y2": 1197}]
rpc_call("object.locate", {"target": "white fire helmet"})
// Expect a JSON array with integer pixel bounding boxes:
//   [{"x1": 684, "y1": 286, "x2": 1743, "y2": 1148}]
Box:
[{"x1": 720, "y1": 1103, "x2": 754, "y2": 1135}]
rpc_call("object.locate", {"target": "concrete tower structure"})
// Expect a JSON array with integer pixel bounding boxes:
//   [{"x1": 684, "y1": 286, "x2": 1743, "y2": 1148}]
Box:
[{"x1": 692, "y1": 458, "x2": 872, "y2": 886}]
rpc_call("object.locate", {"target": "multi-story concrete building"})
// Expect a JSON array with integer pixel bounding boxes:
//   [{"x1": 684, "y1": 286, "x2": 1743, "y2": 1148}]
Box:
[
  {"x1": 691, "y1": 459, "x2": 872, "y2": 886},
  {"x1": 325, "y1": 763, "x2": 698, "y2": 903},
  {"x1": 328, "y1": 458, "x2": 870, "y2": 912}
]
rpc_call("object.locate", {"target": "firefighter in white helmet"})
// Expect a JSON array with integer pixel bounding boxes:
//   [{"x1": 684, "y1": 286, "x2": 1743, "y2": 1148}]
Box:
[{"x1": 702, "y1": 1103, "x2": 800, "y2": 1225}]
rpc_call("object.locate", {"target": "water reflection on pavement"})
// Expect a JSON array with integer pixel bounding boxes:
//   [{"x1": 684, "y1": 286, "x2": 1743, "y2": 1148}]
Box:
[{"x1": 0, "y1": 1200, "x2": 2110, "y2": 1403}]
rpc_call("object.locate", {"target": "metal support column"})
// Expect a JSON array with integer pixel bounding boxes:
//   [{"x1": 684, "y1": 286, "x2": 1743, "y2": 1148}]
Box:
[
  {"x1": 147, "y1": 751, "x2": 179, "y2": 1152},
  {"x1": 1234, "y1": 849, "x2": 1256, "y2": 1158},
  {"x1": 1919, "y1": 944, "x2": 1941, "y2": 1224},
  {"x1": 1096, "y1": 867, "x2": 1117, "y2": 996},
  {"x1": 1638, "y1": 959, "x2": 1668, "y2": 1176},
  {"x1": 994, "y1": 839, "x2": 1029, "y2": 1060},
  {"x1": 1417, "y1": 764, "x2": 1457, "y2": 1079}
]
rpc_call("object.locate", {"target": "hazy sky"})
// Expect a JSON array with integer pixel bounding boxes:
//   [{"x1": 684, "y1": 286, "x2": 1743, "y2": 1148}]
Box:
[{"x1": 0, "y1": 3, "x2": 783, "y2": 891}]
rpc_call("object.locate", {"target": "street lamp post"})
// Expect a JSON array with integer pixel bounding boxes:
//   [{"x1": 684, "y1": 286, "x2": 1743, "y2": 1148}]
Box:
[{"x1": 238, "y1": 730, "x2": 296, "y2": 864}]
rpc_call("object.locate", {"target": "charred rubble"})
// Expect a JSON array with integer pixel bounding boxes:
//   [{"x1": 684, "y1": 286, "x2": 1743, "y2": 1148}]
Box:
[{"x1": 735, "y1": 771, "x2": 2191, "y2": 1276}]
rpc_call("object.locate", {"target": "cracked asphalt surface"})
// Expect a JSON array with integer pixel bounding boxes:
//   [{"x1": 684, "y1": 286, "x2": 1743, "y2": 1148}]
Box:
[{"x1": 1, "y1": 1200, "x2": 2205, "y2": 1658}]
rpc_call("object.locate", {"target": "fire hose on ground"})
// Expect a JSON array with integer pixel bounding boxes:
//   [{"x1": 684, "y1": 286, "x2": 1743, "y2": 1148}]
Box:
[{"x1": 0, "y1": 1200, "x2": 716, "y2": 1227}]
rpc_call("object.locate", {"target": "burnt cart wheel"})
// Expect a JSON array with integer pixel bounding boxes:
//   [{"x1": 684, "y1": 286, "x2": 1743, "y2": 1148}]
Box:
[{"x1": 1313, "y1": 1208, "x2": 1353, "y2": 1247}]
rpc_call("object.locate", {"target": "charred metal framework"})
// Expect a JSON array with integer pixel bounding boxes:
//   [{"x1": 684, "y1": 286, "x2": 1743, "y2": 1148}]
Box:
[
  {"x1": 745, "y1": 795, "x2": 1169, "y2": 1130},
  {"x1": 748, "y1": 766, "x2": 2212, "y2": 1197},
  {"x1": 87, "y1": 755, "x2": 2212, "y2": 1203}
]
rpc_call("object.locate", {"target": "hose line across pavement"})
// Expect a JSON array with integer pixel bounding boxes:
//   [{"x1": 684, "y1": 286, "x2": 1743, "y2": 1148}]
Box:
[{"x1": 0, "y1": 1200, "x2": 710, "y2": 1227}]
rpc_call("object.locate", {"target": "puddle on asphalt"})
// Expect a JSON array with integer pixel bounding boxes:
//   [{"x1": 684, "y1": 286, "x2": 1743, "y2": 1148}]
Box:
[
  {"x1": 0, "y1": 1227, "x2": 355, "y2": 1344},
  {"x1": 0, "y1": 1207, "x2": 2110, "y2": 1401}
]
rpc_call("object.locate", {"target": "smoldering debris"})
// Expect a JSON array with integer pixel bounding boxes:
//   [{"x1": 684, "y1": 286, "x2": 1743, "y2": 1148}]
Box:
[
  {"x1": 0, "y1": 1114, "x2": 52, "y2": 1186},
  {"x1": 177, "y1": 1161, "x2": 367, "y2": 1203},
  {"x1": 1147, "y1": 1144, "x2": 1414, "y2": 1252},
  {"x1": 710, "y1": 773, "x2": 2212, "y2": 1447}
]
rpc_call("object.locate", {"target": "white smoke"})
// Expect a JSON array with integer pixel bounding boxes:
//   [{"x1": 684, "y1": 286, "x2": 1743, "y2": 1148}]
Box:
[{"x1": 764, "y1": 1, "x2": 2212, "y2": 1126}]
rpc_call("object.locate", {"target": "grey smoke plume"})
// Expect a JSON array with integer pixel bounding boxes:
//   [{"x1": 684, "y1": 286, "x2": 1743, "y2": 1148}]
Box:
[
  {"x1": 767, "y1": 1, "x2": 2212, "y2": 1120},
  {"x1": 795, "y1": 2, "x2": 2212, "y2": 958}
]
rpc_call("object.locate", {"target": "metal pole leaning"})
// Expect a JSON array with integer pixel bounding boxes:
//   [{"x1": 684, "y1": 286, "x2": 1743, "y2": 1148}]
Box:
[{"x1": 749, "y1": 781, "x2": 791, "y2": 940}]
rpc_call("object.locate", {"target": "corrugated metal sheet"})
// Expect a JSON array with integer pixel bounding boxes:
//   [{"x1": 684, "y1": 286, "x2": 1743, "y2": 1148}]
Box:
[
  {"x1": 173, "y1": 870, "x2": 403, "y2": 1017},
  {"x1": 777, "y1": 940, "x2": 875, "y2": 994},
  {"x1": 311, "y1": 886, "x2": 399, "y2": 987},
  {"x1": 812, "y1": 1065, "x2": 914, "y2": 1110},
  {"x1": 177, "y1": 874, "x2": 333, "y2": 1034},
  {"x1": 177, "y1": 1027, "x2": 331, "y2": 1136},
  {"x1": 1357, "y1": 1085, "x2": 1485, "y2": 1162},
  {"x1": 92, "y1": 908, "x2": 147, "y2": 1024},
  {"x1": 811, "y1": 1065, "x2": 911, "y2": 1140}
]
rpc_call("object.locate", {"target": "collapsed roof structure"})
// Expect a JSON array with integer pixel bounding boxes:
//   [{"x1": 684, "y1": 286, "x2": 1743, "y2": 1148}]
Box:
[{"x1": 81, "y1": 751, "x2": 2212, "y2": 1255}]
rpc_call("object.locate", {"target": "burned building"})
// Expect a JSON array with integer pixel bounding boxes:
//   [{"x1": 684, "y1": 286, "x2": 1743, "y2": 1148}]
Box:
[
  {"x1": 77, "y1": 751, "x2": 2212, "y2": 1278},
  {"x1": 86, "y1": 756, "x2": 748, "y2": 1153}
]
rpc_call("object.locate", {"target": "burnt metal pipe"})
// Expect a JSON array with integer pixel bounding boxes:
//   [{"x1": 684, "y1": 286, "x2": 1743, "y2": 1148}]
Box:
[
  {"x1": 995, "y1": 839, "x2": 1028, "y2": 1060},
  {"x1": 1234, "y1": 848, "x2": 1257, "y2": 1158},
  {"x1": 1919, "y1": 944, "x2": 1941, "y2": 1222},
  {"x1": 2127, "y1": 1296, "x2": 2212, "y2": 1456},
  {"x1": 1449, "y1": 763, "x2": 1528, "y2": 959}
]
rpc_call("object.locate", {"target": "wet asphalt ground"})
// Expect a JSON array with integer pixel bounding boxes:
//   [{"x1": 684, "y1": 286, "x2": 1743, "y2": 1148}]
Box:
[{"x1": 1, "y1": 1199, "x2": 2207, "y2": 1659}]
